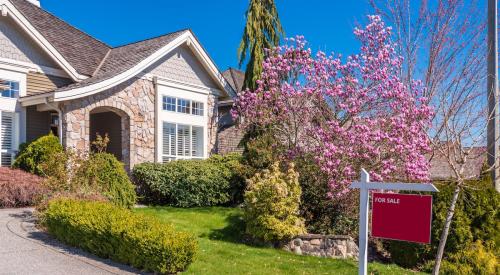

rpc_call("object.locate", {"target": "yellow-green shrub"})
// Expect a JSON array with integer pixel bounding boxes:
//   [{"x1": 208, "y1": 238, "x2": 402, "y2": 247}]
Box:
[
  {"x1": 439, "y1": 241, "x2": 499, "y2": 275},
  {"x1": 41, "y1": 198, "x2": 197, "y2": 274},
  {"x1": 243, "y1": 162, "x2": 306, "y2": 243}
]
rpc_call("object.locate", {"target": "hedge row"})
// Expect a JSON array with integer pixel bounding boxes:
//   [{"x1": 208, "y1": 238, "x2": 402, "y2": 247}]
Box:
[
  {"x1": 41, "y1": 198, "x2": 197, "y2": 274},
  {"x1": 132, "y1": 154, "x2": 244, "y2": 207}
]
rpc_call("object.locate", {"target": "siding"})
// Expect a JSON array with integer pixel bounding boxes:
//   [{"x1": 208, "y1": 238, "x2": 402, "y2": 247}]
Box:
[
  {"x1": 26, "y1": 72, "x2": 73, "y2": 95},
  {"x1": 145, "y1": 45, "x2": 219, "y2": 89},
  {"x1": 26, "y1": 105, "x2": 52, "y2": 143},
  {"x1": 0, "y1": 16, "x2": 58, "y2": 68}
]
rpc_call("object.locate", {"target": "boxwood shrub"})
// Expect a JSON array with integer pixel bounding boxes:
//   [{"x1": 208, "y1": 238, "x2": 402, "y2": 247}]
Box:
[
  {"x1": 13, "y1": 133, "x2": 63, "y2": 176},
  {"x1": 132, "y1": 154, "x2": 244, "y2": 207},
  {"x1": 41, "y1": 198, "x2": 197, "y2": 274}
]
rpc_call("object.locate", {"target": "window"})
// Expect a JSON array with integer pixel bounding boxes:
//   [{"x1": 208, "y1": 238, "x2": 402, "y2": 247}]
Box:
[
  {"x1": 192, "y1": 101, "x2": 204, "y2": 116},
  {"x1": 177, "y1": 99, "x2": 191, "y2": 114},
  {"x1": 162, "y1": 122, "x2": 203, "y2": 161},
  {"x1": 0, "y1": 79, "x2": 19, "y2": 98},
  {"x1": 0, "y1": 112, "x2": 15, "y2": 166},
  {"x1": 163, "y1": 96, "x2": 176, "y2": 112},
  {"x1": 162, "y1": 96, "x2": 205, "y2": 116}
]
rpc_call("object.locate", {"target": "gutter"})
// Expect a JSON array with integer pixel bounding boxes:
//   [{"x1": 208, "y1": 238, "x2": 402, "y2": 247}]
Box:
[{"x1": 44, "y1": 98, "x2": 63, "y2": 145}]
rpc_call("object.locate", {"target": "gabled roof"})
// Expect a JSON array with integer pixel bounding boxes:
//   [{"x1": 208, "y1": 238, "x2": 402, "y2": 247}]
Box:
[
  {"x1": 7, "y1": 0, "x2": 233, "y2": 104},
  {"x1": 8, "y1": 0, "x2": 111, "y2": 77},
  {"x1": 222, "y1": 68, "x2": 245, "y2": 95},
  {"x1": 57, "y1": 30, "x2": 188, "y2": 92}
]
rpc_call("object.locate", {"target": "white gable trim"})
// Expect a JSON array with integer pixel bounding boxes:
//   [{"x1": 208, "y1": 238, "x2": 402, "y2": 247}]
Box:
[
  {"x1": 0, "y1": 0, "x2": 88, "y2": 81},
  {"x1": 52, "y1": 31, "x2": 232, "y2": 102}
]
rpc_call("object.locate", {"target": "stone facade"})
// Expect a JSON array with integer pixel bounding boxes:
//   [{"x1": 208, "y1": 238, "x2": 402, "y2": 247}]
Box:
[
  {"x1": 60, "y1": 77, "x2": 155, "y2": 169},
  {"x1": 207, "y1": 94, "x2": 218, "y2": 154},
  {"x1": 217, "y1": 125, "x2": 244, "y2": 155},
  {"x1": 283, "y1": 234, "x2": 359, "y2": 259}
]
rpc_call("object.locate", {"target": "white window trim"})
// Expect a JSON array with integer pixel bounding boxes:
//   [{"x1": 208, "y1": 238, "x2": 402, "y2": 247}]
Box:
[
  {"x1": 162, "y1": 95, "x2": 204, "y2": 117},
  {"x1": 155, "y1": 81, "x2": 209, "y2": 163},
  {"x1": 161, "y1": 121, "x2": 204, "y2": 162}
]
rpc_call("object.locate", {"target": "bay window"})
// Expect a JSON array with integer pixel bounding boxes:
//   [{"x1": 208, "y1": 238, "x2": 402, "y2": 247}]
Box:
[{"x1": 162, "y1": 122, "x2": 203, "y2": 162}]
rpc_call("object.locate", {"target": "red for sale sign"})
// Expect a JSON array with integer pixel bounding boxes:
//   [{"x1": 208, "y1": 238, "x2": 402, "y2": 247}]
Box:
[{"x1": 371, "y1": 193, "x2": 433, "y2": 244}]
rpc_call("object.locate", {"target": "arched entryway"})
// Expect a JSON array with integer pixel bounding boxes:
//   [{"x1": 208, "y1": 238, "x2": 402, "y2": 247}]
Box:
[{"x1": 89, "y1": 107, "x2": 130, "y2": 168}]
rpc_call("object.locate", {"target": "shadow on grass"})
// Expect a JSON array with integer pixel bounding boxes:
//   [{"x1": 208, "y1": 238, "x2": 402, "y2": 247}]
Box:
[{"x1": 204, "y1": 212, "x2": 272, "y2": 248}]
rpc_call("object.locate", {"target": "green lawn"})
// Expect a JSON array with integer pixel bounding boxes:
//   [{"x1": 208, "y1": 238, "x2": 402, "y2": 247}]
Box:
[{"x1": 136, "y1": 206, "x2": 425, "y2": 275}]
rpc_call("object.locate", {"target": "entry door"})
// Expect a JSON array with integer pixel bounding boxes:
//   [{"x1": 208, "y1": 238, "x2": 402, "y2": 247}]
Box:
[{"x1": 0, "y1": 112, "x2": 18, "y2": 167}]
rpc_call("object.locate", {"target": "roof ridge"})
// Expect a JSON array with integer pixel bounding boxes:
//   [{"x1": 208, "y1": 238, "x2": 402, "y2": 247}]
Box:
[
  {"x1": 10, "y1": 0, "x2": 111, "y2": 49},
  {"x1": 111, "y1": 29, "x2": 190, "y2": 49}
]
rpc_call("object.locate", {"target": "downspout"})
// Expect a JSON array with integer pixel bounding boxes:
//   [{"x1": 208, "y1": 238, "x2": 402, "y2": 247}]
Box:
[{"x1": 44, "y1": 98, "x2": 63, "y2": 145}]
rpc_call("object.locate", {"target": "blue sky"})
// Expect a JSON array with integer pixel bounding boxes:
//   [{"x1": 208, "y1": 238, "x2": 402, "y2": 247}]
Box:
[{"x1": 41, "y1": 0, "x2": 374, "y2": 72}]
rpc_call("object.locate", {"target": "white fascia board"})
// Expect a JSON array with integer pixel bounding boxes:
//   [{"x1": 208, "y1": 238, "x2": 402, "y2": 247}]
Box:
[
  {"x1": 18, "y1": 92, "x2": 54, "y2": 106},
  {"x1": 0, "y1": 0, "x2": 87, "y2": 81},
  {"x1": 53, "y1": 32, "x2": 192, "y2": 102},
  {"x1": 185, "y1": 33, "x2": 235, "y2": 98},
  {"x1": 0, "y1": 57, "x2": 69, "y2": 78},
  {"x1": 52, "y1": 32, "x2": 231, "y2": 102}
]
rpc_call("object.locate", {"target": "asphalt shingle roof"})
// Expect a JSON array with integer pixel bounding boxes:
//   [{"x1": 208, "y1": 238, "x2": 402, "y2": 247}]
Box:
[
  {"x1": 56, "y1": 30, "x2": 188, "y2": 91},
  {"x1": 222, "y1": 68, "x2": 245, "y2": 95},
  {"x1": 9, "y1": 0, "x2": 111, "y2": 77},
  {"x1": 11, "y1": 1, "x2": 219, "y2": 96}
]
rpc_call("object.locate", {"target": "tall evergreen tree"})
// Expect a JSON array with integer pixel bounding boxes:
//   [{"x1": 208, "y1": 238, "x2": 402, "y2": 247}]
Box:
[{"x1": 238, "y1": 0, "x2": 284, "y2": 90}]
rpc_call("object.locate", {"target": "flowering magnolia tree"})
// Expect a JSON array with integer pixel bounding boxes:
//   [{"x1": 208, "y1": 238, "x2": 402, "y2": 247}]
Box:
[{"x1": 232, "y1": 15, "x2": 433, "y2": 196}]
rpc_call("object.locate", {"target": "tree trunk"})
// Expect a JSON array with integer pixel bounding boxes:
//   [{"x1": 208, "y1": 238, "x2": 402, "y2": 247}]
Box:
[{"x1": 432, "y1": 183, "x2": 461, "y2": 275}]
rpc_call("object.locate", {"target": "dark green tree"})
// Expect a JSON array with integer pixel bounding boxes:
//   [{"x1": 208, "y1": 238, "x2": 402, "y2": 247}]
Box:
[{"x1": 238, "y1": 0, "x2": 284, "y2": 90}]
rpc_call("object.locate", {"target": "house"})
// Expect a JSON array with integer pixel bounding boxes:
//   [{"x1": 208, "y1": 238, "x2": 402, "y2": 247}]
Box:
[
  {"x1": 217, "y1": 68, "x2": 245, "y2": 155},
  {"x1": 0, "y1": 0, "x2": 238, "y2": 169}
]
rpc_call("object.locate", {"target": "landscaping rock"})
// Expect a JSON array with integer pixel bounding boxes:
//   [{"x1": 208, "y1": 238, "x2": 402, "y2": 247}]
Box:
[{"x1": 283, "y1": 234, "x2": 358, "y2": 260}]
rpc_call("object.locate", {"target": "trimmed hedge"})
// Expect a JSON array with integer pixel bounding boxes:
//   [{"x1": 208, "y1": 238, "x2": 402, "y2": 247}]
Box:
[
  {"x1": 41, "y1": 198, "x2": 197, "y2": 274},
  {"x1": 132, "y1": 154, "x2": 244, "y2": 207},
  {"x1": 13, "y1": 133, "x2": 63, "y2": 176}
]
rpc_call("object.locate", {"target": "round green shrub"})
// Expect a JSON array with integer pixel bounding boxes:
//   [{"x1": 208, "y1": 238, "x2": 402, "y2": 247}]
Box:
[
  {"x1": 386, "y1": 177, "x2": 500, "y2": 269},
  {"x1": 13, "y1": 133, "x2": 63, "y2": 176},
  {"x1": 41, "y1": 198, "x2": 198, "y2": 274},
  {"x1": 74, "y1": 152, "x2": 136, "y2": 208},
  {"x1": 132, "y1": 157, "x2": 234, "y2": 207},
  {"x1": 243, "y1": 162, "x2": 306, "y2": 243},
  {"x1": 208, "y1": 153, "x2": 246, "y2": 204}
]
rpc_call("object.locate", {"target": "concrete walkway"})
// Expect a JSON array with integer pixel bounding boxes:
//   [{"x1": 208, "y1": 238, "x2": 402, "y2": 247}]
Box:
[{"x1": 0, "y1": 208, "x2": 147, "y2": 275}]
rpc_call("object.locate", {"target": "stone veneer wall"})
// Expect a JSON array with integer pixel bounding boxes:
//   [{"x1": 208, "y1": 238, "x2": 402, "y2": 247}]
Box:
[
  {"x1": 217, "y1": 125, "x2": 244, "y2": 155},
  {"x1": 207, "y1": 94, "x2": 218, "y2": 154},
  {"x1": 283, "y1": 234, "x2": 359, "y2": 259},
  {"x1": 60, "y1": 78, "x2": 155, "y2": 169}
]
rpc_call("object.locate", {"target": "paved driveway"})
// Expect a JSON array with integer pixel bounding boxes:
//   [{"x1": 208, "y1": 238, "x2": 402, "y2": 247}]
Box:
[{"x1": 0, "y1": 208, "x2": 146, "y2": 275}]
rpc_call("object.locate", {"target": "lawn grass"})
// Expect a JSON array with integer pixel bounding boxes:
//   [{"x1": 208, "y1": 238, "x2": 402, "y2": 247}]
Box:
[{"x1": 136, "y1": 206, "x2": 425, "y2": 275}]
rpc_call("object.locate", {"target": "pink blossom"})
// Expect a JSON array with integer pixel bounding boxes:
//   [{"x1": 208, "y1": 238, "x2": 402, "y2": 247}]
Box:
[{"x1": 232, "y1": 15, "x2": 433, "y2": 196}]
